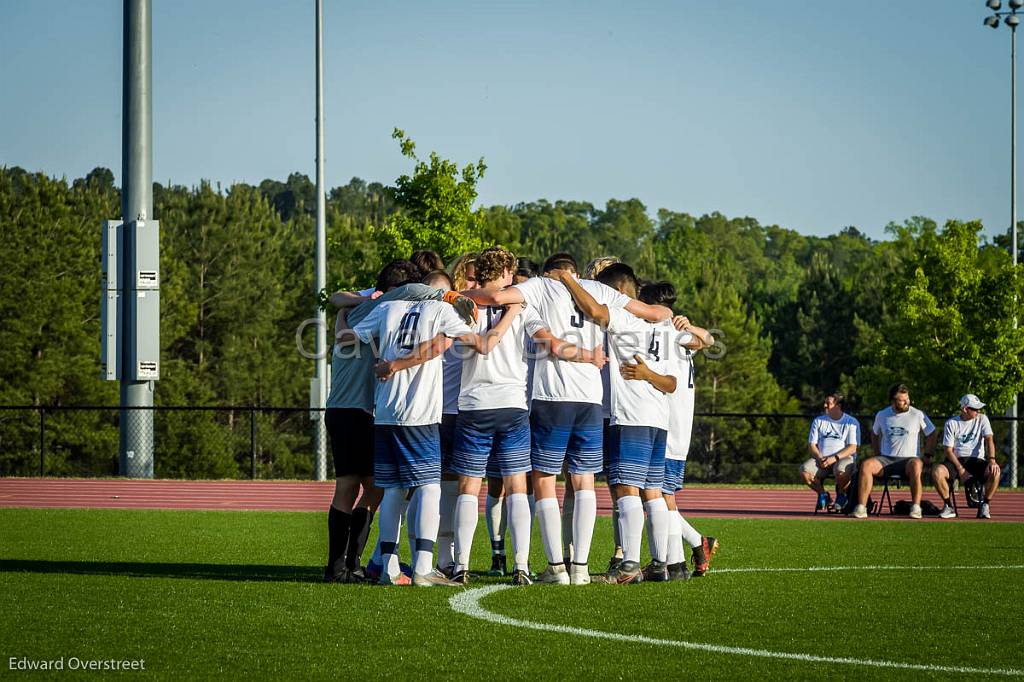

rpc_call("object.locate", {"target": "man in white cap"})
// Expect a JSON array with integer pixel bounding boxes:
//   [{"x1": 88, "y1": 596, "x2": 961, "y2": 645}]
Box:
[{"x1": 933, "y1": 394, "x2": 1000, "y2": 519}]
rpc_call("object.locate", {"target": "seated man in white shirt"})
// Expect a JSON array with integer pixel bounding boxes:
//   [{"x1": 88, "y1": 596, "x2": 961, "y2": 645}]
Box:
[
  {"x1": 933, "y1": 394, "x2": 1000, "y2": 519},
  {"x1": 800, "y1": 393, "x2": 860, "y2": 512},
  {"x1": 851, "y1": 383, "x2": 936, "y2": 519}
]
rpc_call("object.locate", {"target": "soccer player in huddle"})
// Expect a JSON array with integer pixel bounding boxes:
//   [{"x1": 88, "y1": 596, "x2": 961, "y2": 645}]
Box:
[
  {"x1": 347, "y1": 279, "x2": 518, "y2": 586},
  {"x1": 448, "y1": 247, "x2": 551, "y2": 585},
  {"x1": 559, "y1": 266, "x2": 680, "y2": 583},
  {"x1": 640, "y1": 282, "x2": 718, "y2": 579}
]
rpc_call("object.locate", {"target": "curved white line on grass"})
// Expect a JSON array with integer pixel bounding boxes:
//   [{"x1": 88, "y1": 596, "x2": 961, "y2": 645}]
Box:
[
  {"x1": 714, "y1": 564, "x2": 1024, "y2": 574},
  {"x1": 450, "y1": 584, "x2": 1024, "y2": 677}
]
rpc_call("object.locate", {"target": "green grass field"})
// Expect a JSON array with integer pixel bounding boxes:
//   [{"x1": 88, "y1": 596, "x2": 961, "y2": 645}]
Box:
[{"x1": 2, "y1": 508, "x2": 1022, "y2": 680}]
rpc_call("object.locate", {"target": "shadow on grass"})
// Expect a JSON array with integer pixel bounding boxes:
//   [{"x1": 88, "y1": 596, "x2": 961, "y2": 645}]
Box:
[{"x1": 0, "y1": 559, "x2": 322, "y2": 583}]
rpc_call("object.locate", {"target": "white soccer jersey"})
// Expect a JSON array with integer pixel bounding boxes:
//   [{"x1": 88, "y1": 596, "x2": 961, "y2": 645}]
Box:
[
  {"x1": 808, "y1": 413, "x2": 860, "y2": 459},
  {"x1": 871, "y1": 406, "x2": 936, "y2": 458},
  {"x1": 458, "y1": 304, "x2": 545, "y2": 411},
  {"x1": 352, "y1": 300, "x2": 473, "y2": 426},
  {"x1": 512, "y1": 276, "x2": 629, "y2": 404},
  {"x1": 664, "y1": 322, "x2": 696, "y2": 461},
  {"x1": 606, "y1": 307, "x2": 674, "y2": 430},
  {"x1": 441, "y1": 348, "x2": 462, "y2": 415},
  {"x1": 942, "y1": 414, "x2": 994, "y2": 460}
]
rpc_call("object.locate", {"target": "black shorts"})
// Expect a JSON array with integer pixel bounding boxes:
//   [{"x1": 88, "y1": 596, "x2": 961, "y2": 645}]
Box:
[
  {"x1": 440, "y1": 413, "x2": 458, "y2": 473},
  {"x1": 941, "y1": 457, "x2": 989, "y2": 481},
  {"x1": 325, "y1": 408, "x2": 374, "y2": 477}
]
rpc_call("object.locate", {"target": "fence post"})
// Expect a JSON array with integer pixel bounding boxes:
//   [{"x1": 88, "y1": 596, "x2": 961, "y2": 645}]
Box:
[
  {"x1": 38, "y1": 406, "x2": 45, "y2": 477},
  {"x1": 250, "y1": 407, "x2": 256, "y2": 480}
]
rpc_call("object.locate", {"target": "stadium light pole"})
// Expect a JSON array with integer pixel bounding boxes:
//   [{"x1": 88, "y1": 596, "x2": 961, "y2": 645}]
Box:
[
  {"x1": 313, "y1": 0, "x2": 328, "y2": 482},
  {"x1": 984, "y1": 0, "x2": 1021, "y2": 488},
  {"x1": 120, "y1": 0, "x2": 155, "y2": 478}
]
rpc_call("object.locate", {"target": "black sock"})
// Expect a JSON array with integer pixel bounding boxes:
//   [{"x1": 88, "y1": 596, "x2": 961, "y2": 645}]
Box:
[
  {"x1": 346, "y1": 507, "x2": 374, "y2": 570},
  {"x1": 327, "y1": 507, "x2": 352, "y2": 576},
  {"x1": 943, "y1": 498, "x2": 951, "y2": 506}
]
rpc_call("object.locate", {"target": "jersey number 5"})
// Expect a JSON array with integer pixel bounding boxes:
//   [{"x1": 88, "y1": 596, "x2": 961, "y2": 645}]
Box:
[{"x1": 398, "y1": 311, "x2": 421, "y2": 351}]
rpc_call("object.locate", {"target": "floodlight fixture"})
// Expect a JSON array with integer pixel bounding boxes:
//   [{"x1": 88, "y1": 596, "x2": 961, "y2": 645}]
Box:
[
  {"x1": 987, "y1": 15, "x2": 1002, "y2": 27},
  {"x1": 1009, "y1": 14, "x2": 1021, "y2": 26},
  {"x1": 988, "y1": 0, "x2": 1002, "y2": 10}
]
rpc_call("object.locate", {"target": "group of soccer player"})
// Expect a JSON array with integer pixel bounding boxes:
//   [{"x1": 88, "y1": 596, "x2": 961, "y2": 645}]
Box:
[{"x1": 322, "y1": 246, "x2": 719, "y2": 587}]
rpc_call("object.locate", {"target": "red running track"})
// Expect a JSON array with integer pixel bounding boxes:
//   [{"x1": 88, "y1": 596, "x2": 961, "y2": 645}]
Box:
[{"x1": 1, "y1": 479, "x2": 1022, "y2": 522}]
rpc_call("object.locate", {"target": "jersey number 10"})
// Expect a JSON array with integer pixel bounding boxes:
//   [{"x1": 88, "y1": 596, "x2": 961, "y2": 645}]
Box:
[{"x1": 398, "y1": 311, "x2": 421, "y2": 351}]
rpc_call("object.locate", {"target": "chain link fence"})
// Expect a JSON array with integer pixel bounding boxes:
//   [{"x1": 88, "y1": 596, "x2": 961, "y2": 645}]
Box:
[{"x1": 0, "y1": 406, "x2": 1018, "y2": 484}]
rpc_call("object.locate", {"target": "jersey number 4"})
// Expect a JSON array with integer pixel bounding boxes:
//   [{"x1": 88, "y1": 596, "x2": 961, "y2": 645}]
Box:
[{"x1": 397, "y1": 311, "x2": 421, "y2": 351}]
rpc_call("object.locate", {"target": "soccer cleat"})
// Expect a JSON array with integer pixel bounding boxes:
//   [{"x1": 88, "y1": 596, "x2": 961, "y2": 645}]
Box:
[
  {"x1": 691, "y1": 536, "x2": 719, "y2": 577},
  {"x1": 487, "y1": 554, "x2": 507, "y2": 577},
  {"x1": 511, "y1": 569, "x2": 533, "y2": 586},
  {"x1": 413, "y1": 568, "x2": 461, "y2": 587},
  {"x1": 834, "y1": 492, "x2": 847, "y2": 512},
  {"x1": 851, "y1": 504, "x2": 868, "y2": 519},
  {"x1": 642, "y1": 561, "x2": 670, "y2": 583},
  {"x1": 606, "y1": 556, "x2": 623, "y2": 573},
  {"x1": 939, "y1": 503, "x2": 957, "y2": 519},
  {"x1": 667, "y1": 562, "x2": 691, "y2": 581},
  {"x1": 323, "y1": 566, "x2": 349, "y2": 583},
  {"x1": 450, "y1": 569, "x2": 470, "y2": 586},
  {"x1": 594, "y1": 560, "x2": 643, "y2": 585},
  {"x1": 536, "y1": 564, "x2": 571, "y2": 585},
  {"x1": 569, "y1": 563, "x2": 591, "y2": 585},
  {"x1": 364, "y1": 560, "x2": 382, "y2": 582},
  {"x1": 979, "y1": 502, "x2": 991, "y2": 519},
  {"x1": 816, "y1": 492, "x2": 829, "y2": 511},
  {"x1": 443, "y1": 291, "x2": 479, "y2": 325},
  {"x1": 909, "y1": 504, "x2": 922, "y2": 519},
  {"x1": 379, "y1": 571, "x2": 412, "y2": 586}
]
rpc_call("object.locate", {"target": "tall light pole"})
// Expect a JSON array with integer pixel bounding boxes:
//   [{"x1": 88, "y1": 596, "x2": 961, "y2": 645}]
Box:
[
  {"x1": 313, "y1": 0, "x2": 328, "y2": 481},
  {"x1": 985, "y1": 0, "x2": 1021, "y2": 488}
]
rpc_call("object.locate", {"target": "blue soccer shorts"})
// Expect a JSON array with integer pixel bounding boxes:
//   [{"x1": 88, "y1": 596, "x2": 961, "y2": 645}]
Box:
[
  {"x1": 374, "y1": 424, "x2": 441, "y2": 488},
  {"x1": 662, "y1": 458, "x2": 687, "y2": 495},
  {"x1": 529, "y1": 400, "x2": 604, "y2": 475},
  {"x1": 451, "y1": 408, "x2": 532, "y2": 479},
  {"x1": 605, "y1": 424, "x2": 667, "y2": 490}
]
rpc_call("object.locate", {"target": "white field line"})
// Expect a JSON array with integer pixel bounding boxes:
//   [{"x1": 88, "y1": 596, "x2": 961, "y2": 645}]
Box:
[
  {"x1": 714, "y1": 564, "x2": 1024, "y2": 574},
  {"x1": 450, "y1": 570, "x2": 1024, "y2": 677}
]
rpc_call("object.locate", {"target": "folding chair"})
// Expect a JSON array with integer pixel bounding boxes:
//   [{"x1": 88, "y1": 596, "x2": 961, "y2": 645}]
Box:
[{"x1": 872, "y1": 473, "x2": 906, "y2": 516}]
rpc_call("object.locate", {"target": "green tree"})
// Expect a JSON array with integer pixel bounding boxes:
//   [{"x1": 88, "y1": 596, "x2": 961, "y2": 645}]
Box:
[
  {"x1": 852, "y1": 219, "x2": 1024, "y2": 415},
  {"x1": 373, "y1": 128, "x2": 487, "y2": 263}
]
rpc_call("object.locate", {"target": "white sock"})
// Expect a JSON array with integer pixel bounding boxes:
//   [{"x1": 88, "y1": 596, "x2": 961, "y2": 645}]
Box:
[
  {"x1": 453, "y1": 494, "x2": 479, "y2": 573},
  {"x1": 437, "y1": 480, "x2": 459, "y2": 570},
  {"x1": 535, "y1": 496, "x2": 563, "y2": 564},
  {"x1": 617, "y1": 495, "x2": 644, "y2": 563},
  {"x1": 376, "y1": 488, "x2": 406, "y2": 578},
  {"x1": 560, "y1": 488, "x2": 574, "y2": 562},
  {"x1": 485, "y1": 493, "x2": 506, "y2": 557},
  {"x1": 666, "y1": 510, "x2": 684, "y2": 565},
  {"x1": 572, "y1": 490, "x2": 597, "y2": 566},
  {"x1": 507, "y1": 493, "x2": 532, "y2": 572},
  {"x1": 410, "y1": 483, "x2": 441, "y2": 576},
  {"x1": 644, "y1": 497, "x2": 669, "y2": 563},
  {"x1": 679, "y1": 511, "x2": 702, "y2": 549}
]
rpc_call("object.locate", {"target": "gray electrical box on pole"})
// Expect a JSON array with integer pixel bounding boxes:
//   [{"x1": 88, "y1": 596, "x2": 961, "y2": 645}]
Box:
[{"x1": 102, "y1": 0, "x2": 158, "y2": 478}]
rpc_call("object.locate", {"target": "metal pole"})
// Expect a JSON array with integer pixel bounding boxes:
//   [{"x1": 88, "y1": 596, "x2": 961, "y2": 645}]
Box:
[
  {"x1": 250, "y1": 407, "x2": 257, "y2": 480},
  {"x1": 38, "y1": 407, "x2": 45, "y2": 477},
  {"x1": 119, "y1": 0, "x2": 155, "y2": 478},
  {"x1": 313, "y1": 0, "x2": 328, "y2": 481},
  {"x1": 1011, "y1": 25, "x2": 1019, "y2": 488}
]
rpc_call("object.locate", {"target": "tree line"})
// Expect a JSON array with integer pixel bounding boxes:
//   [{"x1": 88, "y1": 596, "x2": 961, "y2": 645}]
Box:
[{"x1": 1, "y1": 131, "x2": 1022, "y2": 480}]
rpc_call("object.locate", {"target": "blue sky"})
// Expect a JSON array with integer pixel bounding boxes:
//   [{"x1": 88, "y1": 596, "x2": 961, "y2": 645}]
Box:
[{"x1": 0, "y1": 0, "x2": 1018, "y2": 240}]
